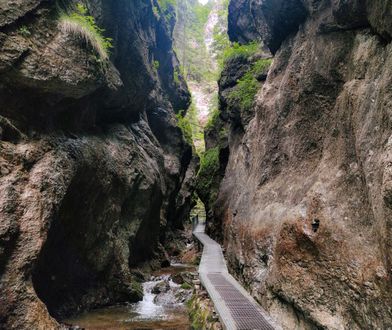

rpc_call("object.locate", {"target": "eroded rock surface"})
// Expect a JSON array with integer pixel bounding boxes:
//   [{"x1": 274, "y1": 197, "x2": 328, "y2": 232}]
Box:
[
  {"x1": 209, "y1": 0, "x2": 392, "y2": 328},
  {"x1": 0, "y1": 0, "x2": 195, "y2": 329}
]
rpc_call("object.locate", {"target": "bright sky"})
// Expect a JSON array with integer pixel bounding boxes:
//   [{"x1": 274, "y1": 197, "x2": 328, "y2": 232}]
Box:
[{"x1": 198, "y1": 0, "x2": 209, "y2": 4}]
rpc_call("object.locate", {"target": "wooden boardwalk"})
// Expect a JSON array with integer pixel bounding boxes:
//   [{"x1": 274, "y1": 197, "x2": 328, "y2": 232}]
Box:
[{"x1": 193, "y1": 224, "x2": 280, "y2": 330}]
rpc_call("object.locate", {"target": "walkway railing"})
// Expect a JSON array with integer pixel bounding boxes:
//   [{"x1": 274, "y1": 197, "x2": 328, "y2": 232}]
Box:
[{"x1": 193, "y1": 223, "x2": 280, "y2": 330}]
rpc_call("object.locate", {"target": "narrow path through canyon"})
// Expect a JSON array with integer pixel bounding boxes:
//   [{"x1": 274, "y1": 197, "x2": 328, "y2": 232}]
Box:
[{"x1": 193, "y1": 224, "x2": 280, "y2": 330}]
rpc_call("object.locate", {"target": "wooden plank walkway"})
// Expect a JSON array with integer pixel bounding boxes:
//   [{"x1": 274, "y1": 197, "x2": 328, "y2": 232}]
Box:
[{"x1": 193, "y1": 224, "x2": 280, "y2": 330}]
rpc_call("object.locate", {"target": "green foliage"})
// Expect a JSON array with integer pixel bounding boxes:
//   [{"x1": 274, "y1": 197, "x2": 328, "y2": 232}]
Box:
[
  {"x1": 205, "y1": 108, "x2": 220, "y2": 130},
  {"x1": 153, "y1": 60, "x2": 160, "y2": 71},
  {"x1": 228, "y1": 71, "x2": 259, "y2": 113},
  {"x1": 174, "y1": 67, "x2": 181, "y2": 85},
  {"x1": 59, "y1": 3, "x2": 113, "y2": 60},
  {"x1": 252, "y1": 58, "x2": 273, "y2": 76},
  {"x1": 221, "y1": 41, "x2": 259, "y2": 65},
  {"x1": 187, "y1": 101, "x2": 205, "y2": 154},
  {"x1": 157, "y1": 0, "x2": 177, "y2": 22},
  {"x1": 173, "y1": 0, "x2": 213, "y2": 84},
  {"x1": 176, "y1": 110, "x2": 193, "y2": 145},
  {"x1": 196, "y1": 147, "x2": 220, "y2": 196},
  {"x1": 152, "y1": 5, "x2": 160, "y2": 17},
  {"x1": 157, "y1": 0, "x2": 177, "y2": 12},
  {"x1": 18, "y1": 25, "x2": 31, "y2": 37},
  {"x1": 227, "y1": 58, "x2": 273, "y2": 113},
  {"x1": 187, "y1": 294, "x2": 218, "y2": 329}
]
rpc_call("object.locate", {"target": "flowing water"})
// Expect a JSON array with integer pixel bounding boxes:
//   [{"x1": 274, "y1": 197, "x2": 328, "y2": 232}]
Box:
[{"x1": 64, "y1": 265, "x2": 195, "y2": 330}]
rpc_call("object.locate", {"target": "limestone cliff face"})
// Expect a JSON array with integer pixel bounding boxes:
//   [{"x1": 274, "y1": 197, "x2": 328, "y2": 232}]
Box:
[
  {"x1": 0, "y1": 0, "x2": 195, "y2": 329},
  {"x1": 210, "y1": 0, "x2": 392, "y2": 328}
]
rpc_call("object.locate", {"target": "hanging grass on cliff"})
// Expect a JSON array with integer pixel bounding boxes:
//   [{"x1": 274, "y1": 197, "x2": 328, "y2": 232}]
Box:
[{"x1": 59, "y1": 3, "x2": 113, "y2": 60}]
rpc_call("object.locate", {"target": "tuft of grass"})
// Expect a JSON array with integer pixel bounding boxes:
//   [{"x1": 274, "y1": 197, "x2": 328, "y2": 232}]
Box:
[
  {"x1": 59, "y1": 3, "x2": 113, "y2": 60},
  {"x1": 18, "y1": 25, "x2": 31, "y2": 37},
  {"x1": 153, "y1": 60, "x2": 160, "y2": 71}
]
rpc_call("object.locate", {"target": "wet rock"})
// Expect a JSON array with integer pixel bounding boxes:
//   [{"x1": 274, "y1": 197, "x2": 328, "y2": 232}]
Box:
[
  {"x1": 154, "y1": 285, "x2": 192, "y2": 305},
  {"x1": 152, "y1": 281, "x2": 170, "y2": 295},
  {"x1": 172, "y1": 273, "x2": 185, "y2": 285}
]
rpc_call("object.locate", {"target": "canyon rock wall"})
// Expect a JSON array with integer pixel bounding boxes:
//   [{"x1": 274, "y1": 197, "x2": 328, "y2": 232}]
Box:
[
  {"x1": 0, "y1": 0, "x2": 195, "y2": 329},
  {"x1": 211, "y1": 0, "x2": 392, "y2": 328}
]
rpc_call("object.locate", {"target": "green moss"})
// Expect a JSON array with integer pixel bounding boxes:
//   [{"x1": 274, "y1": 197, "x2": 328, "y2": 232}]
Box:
[
  {"x1": 59, "y1": 3, "x2": 113, "y2": 60},
  {"x1": 176, "y1": 110, "x2": 193, "y2": 145},
  {"x1": 227, "y1": 71, "x2": 259, "y2": 113},
  {"x1": 227, "y1": 58, "x2": 273, "y2": 113},
  {"x1": 196, "y1": 147, "x2": 220, "y2": 196},
  {"x1": 129, "y1": 280, "x2": 143, "y2": 301},
  {"x1": 153, "y1": 60, "x2": 160, "y2": 71}
]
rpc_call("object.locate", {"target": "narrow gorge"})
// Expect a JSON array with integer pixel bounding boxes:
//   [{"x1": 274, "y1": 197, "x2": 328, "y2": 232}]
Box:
[{"x1": 1, "y1": 0, "x2": 392, "y2": 330}]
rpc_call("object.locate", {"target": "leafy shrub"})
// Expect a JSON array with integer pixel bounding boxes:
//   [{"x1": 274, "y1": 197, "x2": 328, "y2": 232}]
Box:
[
  {"x1": 153, "y1": 60, "x2": 160, "y2": 71},
  {"x1": 59, "y1": 3, "x2": 113, "y2": 60}
]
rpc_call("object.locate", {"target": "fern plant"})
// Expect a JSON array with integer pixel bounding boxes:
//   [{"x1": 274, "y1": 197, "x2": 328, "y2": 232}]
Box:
[{"x1": 59, "y1": 3, "x2": 113, "y2": 60}]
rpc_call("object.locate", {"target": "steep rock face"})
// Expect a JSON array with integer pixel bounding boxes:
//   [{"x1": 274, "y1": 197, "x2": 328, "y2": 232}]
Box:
[
  {"x1": 198, "y1": 50, "x2": 272, "y2": 237},
  {"x1": 211, "y1": 0, "x2": 392, "y2": 328},
  {"x1": 228, "y1": 0, "x2": 307, "y2": 53},
  {"x1": 0, "y1": 0, "x2": 194, "y2": 329}
]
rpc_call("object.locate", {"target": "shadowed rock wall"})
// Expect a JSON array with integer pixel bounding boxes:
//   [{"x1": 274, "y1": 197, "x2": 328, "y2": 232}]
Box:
[{"x1": 0, "y1": 0, "x2": 196, "y2": 329}]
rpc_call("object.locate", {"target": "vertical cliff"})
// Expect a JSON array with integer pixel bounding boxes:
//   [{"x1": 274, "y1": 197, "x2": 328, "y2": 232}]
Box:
[
  {"x1": 207, "y1": 0, "x2": 392, "y2": 328},
  {"x1": 0, "y1": 0, "x2": 196, "y2": 329}
]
